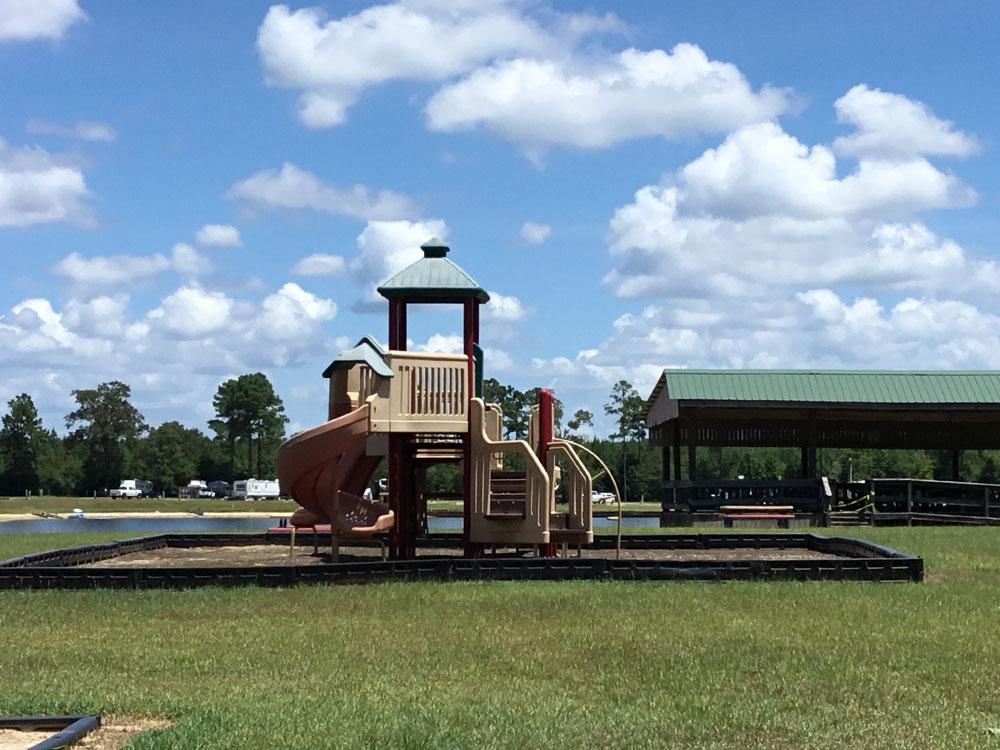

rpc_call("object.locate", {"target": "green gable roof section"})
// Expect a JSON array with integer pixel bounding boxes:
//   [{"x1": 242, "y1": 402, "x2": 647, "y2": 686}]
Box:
[
  {"x1": 643, "y1": 369, "x2": 1000, "y2": 422},
  {"x1": 322, "y1": 335, "x2": 393, "y2": 379},
  {"x1": 377, "y1": 237, "x2": 490, "y2": 304}
]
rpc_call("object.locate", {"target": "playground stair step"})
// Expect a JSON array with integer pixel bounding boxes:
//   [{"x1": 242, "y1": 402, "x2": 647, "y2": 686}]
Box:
[
  {"x1": 487, "y1": 472, "x2": 527, "y2": 519},
  {"x1": 485, "y1": 499, "x2": 525, "y2": 519},
  {"x1": 413, "y1": 447, "x2": 463, "y2": 461}
]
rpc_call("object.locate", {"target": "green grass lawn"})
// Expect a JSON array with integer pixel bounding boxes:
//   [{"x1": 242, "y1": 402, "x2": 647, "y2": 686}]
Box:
[
  {"x1": 0, "y1": 496, "x2": 296, "y2": 515},
  {"x1": 1, "y1": 527, "x2": 999, "y2": 748}
]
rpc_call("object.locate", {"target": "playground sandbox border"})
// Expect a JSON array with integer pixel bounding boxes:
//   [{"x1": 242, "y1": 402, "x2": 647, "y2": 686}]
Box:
[
  {"x1": 0, "y1": 714, "x2": 101, "y2": 749},
  {"x1": 0, "y1": 532, "x2": 922, "y2": 588}
]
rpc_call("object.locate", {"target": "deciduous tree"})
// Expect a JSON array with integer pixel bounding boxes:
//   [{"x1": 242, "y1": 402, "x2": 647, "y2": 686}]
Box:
[
  {"x1": 0, "y1": 393, "x2": 43, "y2": 494},
  {"x1": 65, "y1": 381, "x2": 146, "y2": 493},
  {"x1": 210, "y1": 373, "x2": 288, "y2": 478}
]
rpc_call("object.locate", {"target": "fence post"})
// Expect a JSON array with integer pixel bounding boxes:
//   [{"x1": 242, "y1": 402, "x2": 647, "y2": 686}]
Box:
[
  {"x1": 985, "y1": 486, "x2": 991, "y2": 519},
  {"x1": 906, "y1": 480, "x2": 912, "y2": 526}
]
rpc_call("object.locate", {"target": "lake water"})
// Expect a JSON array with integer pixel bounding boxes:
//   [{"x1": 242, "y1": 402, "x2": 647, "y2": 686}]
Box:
[{"x1": 0, "y1": 514, "x2": 660, "y2": 535}]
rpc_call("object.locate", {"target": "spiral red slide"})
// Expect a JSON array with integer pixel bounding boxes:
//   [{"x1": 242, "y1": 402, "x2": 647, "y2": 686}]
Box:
[{"x1": 276, "y1": 404, "x2": 394, "y2": 533}]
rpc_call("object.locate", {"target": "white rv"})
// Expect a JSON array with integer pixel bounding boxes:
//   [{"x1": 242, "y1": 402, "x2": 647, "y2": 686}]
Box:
[{"x1": 232, "y1": 478, "x2": 281, "y2": 500}]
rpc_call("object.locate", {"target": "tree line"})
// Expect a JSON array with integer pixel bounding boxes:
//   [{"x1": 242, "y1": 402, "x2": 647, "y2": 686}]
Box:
[
  {"x1": 0, "y1": 374, "x2": 287, "y2": 496},
  {"x1": 4, "y1": 373, "x2": 1000, "y2": 499},
  {"x1": 467, "y1": 377, "x2": 1000, "y2": 500}
]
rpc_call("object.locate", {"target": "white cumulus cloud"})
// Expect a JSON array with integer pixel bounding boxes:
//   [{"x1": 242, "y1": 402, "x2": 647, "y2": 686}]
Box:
[
  {"x1": 291, "y1": 253, "x2": 346, "y2": 276},
  {"x1": 484, "y1": 291, "x2": 529, "y2": 323},
  {"x1": 195, "y1": 223, "x2": 242, "y2": 247},
  {"x1": 25, "y1": 119, "x2": 116, "y2": 142},
  {"x1": 426, "y1": 45, "x2": 789, "y2": 153},
  {"x1": 256, "y1": 1, "x2": 618, "y2": 127},
  {"x1": 0, "y1": 0, "x2": 85, "y2": 42},
  {"x1": 53, "y1": 251, "x2": 171, "y2": 285},
  {"x1": 349, "y1": 218, "x2": 448, "y2": 310},
  {"x1": 519, "y1": 221, "x2": 551, "y2": 244},
  {"x1": 833, "y1": 85, "x2": 979, "y2": 159},
  {"x1": 171, "y1": 243, "x2": 213, "y2": 276},
  {"x1": 227, "y1": 162, "x2": 419, "y2": 220},
  {"x1": 0, "y1": 137, "x2": 92, "y2": 227},
  {"x1": 258, "y1": 282, "x2": 337, "y2": 339},
  {"x1": 149, "y1": 285, "x2": 234, "y2": 338}
]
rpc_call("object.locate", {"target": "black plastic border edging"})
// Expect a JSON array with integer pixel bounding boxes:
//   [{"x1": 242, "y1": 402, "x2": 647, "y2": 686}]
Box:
[
  {"x1": 0, "y1": 532, "x2": 923, "y2": 589},
  {"x1": 0, "y1": 714, "x2": 100, "y2": 749}
]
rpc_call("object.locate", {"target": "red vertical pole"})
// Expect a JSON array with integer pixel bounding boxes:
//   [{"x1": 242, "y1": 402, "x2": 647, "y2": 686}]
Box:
[
  {"x1": 388, "y1": 300, "x2": 407, "y2": 351},
  {"x1": 463, "y1": 300, "x2": 475, "y2": 396},
  {"x1": 537, "y1": 388, "x2": 556, "y2": 557}
]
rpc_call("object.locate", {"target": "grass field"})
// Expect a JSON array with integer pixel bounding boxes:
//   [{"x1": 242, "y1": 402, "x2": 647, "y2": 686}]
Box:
[{"x1": 1, "y1": 527, "x2": 999, "y2": 748}]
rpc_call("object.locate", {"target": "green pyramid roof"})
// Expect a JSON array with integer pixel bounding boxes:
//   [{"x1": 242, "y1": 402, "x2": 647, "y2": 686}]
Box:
[
  {"x1": 321, "y1": 336, "x2": 393, "y2": 379},
  {"x1": 377, "y1": 238, "x2": 489, "y2": 304}
]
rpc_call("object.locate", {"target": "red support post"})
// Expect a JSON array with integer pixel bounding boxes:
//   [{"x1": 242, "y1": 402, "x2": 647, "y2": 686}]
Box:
[
  {"x1": 388, "y1": 299, "x2": 407, "y2": 351},
  {"x1": 463, "y1": 300, "x2": 476, "y2": 397}
]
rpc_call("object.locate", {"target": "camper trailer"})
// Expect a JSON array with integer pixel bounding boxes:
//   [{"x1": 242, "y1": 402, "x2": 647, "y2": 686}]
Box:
[{"x1": 231, "y1": 478, "x2": 280, "y2": 500}]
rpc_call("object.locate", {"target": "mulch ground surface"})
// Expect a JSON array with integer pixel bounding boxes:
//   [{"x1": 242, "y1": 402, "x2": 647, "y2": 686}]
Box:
[{"x1": 80, "y1": 544, "x2": 844, "y2": 568}]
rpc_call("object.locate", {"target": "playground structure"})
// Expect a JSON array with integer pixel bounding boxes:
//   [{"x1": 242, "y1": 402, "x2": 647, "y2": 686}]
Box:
[{"x1": 276, "y1": 239, "x2": 593, "y2": 559}]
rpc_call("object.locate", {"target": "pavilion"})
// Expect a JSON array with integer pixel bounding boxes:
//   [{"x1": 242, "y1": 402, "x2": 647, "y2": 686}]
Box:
[{"x1": 642, "y1": 370, "x2": 1000, "y2": 514}]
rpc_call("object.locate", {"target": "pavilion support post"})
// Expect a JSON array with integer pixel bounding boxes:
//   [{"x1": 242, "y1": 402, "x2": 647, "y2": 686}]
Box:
[
  {"x1": 672, "y1": 424, "x2": 682, "y2": 484},
  {"x1": 952, "y1": 449, "x2": 961, "y2": 482},
  {"x1": 801, "y1": 447, "x2": 809, "y2": 479},
  {"x1": 688, "y1": 443, "x2": 697, "y2": 481},
  {"x1": 662, "y1": 442, "x2": 670, "y2": 482}
]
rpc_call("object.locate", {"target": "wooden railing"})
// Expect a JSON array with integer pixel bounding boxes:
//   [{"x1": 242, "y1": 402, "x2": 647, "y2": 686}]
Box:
[
  {"x1": 368, "y1": 351, "x2": 469, "y2": 433},
  {"x1": 469, "y1": 398, "x2": 550, "y2": 544},
  {"x1": 548, "y1": 440, "x2": 592, "y2": 536}
]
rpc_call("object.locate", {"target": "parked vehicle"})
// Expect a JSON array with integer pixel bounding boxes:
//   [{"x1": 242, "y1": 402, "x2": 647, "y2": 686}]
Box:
[
  {"x1": 179, "y1": 479, "x2": 215, "y2": 499},
  {"x1": 591, "y1": 490, "x2": 615, "y2": 505},
  {"x1": 109, "y1": 479, "x2": 153, "y2": 498},
  {"x1": 232, "y1": 478, "x2": 281, "y2": 500},
  {"x1": 207, "y1": 480, "x2": 231, "y2": 499}
]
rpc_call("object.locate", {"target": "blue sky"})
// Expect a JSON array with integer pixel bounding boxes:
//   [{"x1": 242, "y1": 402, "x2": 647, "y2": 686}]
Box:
[{"x1": 1, "y1": 0, "x2": 999, "y2": 436}]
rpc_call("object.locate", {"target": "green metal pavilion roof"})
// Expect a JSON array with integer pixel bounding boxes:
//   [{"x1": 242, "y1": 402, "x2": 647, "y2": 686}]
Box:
[
  {"x1": 377, "y1": 238, "x2": 489, "y2": 304},
  {"x1": 644, "y1": 369, "x2": 1000, "y2": 415}
]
